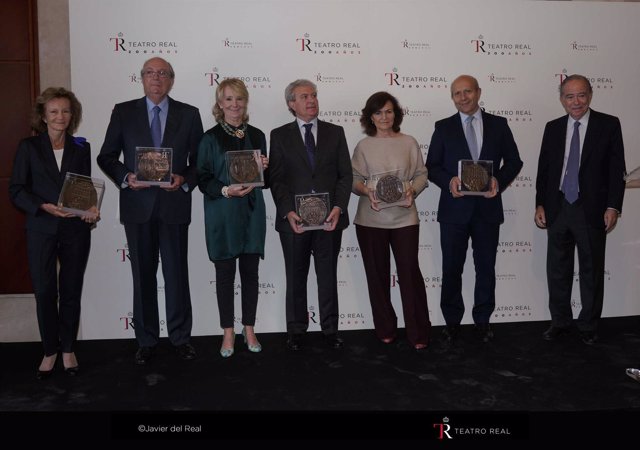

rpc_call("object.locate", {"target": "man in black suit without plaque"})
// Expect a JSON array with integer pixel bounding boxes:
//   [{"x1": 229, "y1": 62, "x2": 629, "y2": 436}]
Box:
[
  {"x1": 269, "y1": 79, "x2": 352, "y2": 350},
  {"x1": 535, "y1": 74, "x2": 626, "y2": 345},
  {"x1": 97, "y1": 57, "x2": 204, "y2": 364}
]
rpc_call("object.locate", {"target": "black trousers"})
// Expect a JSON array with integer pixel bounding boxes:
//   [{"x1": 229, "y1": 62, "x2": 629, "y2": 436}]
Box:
[
  {"x1": 546, "y1": 199, "x2": 606, "y2": 332},
  {"x1": 214, "y1": 254, "x2": 260, "y2": 329},
  {"x1": 27, "y1": 221, "x2": 90, "y2": 356},
  {"x1": 279, "y1": 229, "x2": 342, "y2": 335}
]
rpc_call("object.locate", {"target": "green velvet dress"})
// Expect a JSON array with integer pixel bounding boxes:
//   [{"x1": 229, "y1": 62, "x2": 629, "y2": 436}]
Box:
[{"x1": 197, "y1": 123, "x2": 267, "y2": 261}]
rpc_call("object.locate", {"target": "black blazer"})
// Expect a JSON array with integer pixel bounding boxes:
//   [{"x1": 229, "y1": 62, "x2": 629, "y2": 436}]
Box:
[
  {"x1": 426, "y1": 111, "x2": 523, "y2": 224},
  {"x1": 9, "y1": 132, "x2": 92, "y2": 234},
  {"x1": 97, "y1": 96, "x2": 204, "y2": 224},
  {"x1": 269, "y1": 119, "x2": 352, "y2": 233},
  {"x1": 535, "y1": 109, "x2": 626, "y2": 228}
]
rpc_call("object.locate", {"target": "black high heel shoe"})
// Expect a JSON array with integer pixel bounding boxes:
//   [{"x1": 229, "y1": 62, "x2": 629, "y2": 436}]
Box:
[
  {"x1": 64, "y1": 366, "x2": 79, "y2": 376},
  {"x1": 36, "y1": 355, "x2": 57, "y2": 380}
]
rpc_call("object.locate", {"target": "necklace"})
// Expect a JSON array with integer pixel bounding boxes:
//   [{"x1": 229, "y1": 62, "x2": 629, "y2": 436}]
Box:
[{"x1": 220, "y1": 121, "x2": 247, "y2": 139}]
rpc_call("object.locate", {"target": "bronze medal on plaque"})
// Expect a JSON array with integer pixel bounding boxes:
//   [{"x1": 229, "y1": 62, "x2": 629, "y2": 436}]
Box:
[
  {"x1": 229, "y1": 153, "x2": 260, "y2": 184},
  {"x1": 375, "y1": 174, "x2": 404, "y2": 203},
  {"x1": 135, "y1": 147, "x2": 173, "y2": 186},
  {"x1": 295, "y1": 192, "x2": 330, "y2": 230},
  {"x1": 57, "y1": 172, "x2": 105, "y2": 218},
  {"x1": 458, "y1": 160, "x2": 493, "y2": 195}
]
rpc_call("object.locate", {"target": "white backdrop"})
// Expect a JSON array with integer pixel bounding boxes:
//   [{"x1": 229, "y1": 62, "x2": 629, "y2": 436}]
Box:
[{"x1": 69, "y1": 0, "x2": 640, "y2": 340}]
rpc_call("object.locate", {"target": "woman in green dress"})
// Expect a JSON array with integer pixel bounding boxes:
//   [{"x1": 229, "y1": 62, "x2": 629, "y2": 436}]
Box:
[{"x1": 197, "y1": 78, "x2": 269, "y2": 357}]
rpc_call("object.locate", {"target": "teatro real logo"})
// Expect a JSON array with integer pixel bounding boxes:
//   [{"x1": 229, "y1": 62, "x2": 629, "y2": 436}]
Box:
[
  {"x1": 481, "y1": 102, "x2": 533, "y2": 124},
  {"x1": 401, "y1": 39, "x2": 431, "y2": 51},
  {"x1": 318, "y1": 109, "x2": 361, "y2": 124},
  {"x1": 555, "y1": 69, "x2": 614, "y2": 90},
  {"x1": 296, "y1": 33, "x2": 362, "y2": 55},
  {"x1": 512, "y1": 174, "x2": 534, "y2": 188},
  {"x1": 471, "y1": 35, "x2": 532, "y2": 56},
  {"x1": 204, "y1": 67, "x2": 272, "y2": 89},
  {"x1": 109, "y1": 32, "x2": 179, "y2": 55},
  {"x1": 316, "y1": 73, "x2": 345, "y2": 84},
  {"x1": 497, "y1": 241, "x2": 532, "y2": 254},
  {"x1": 402, "y1": 106, "x2": 431, "y2": 118},
  {"x1": 384, "y1": 67, "x2": 448, "y2": 89},
  {"x1": 570, "y1": 40, "x2": 598, "y2": 52},
  {"x1": 488, "y1": 73, "x2": 516, "y2": 84},
  {"x1": 223, "y1": 37, "x2": 253, "y2": 49}
]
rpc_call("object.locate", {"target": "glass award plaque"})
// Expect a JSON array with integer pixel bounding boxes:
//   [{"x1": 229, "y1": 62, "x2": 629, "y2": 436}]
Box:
[
  {"x1": 134, "y1": 147, "x2": 173, "y2": 186},
  {"x1": 625, "y1": 165, "x2": 640, "y2": 188},
  {"x1": 458, "y1": 160, "x2": 493, "y2": 195},
  {"x1": 57, "y1": 172, "x2": 105, "y2": 219},
  {"x1": 225, "y1": 149, "x2": 264, "y2": 188},
  {"x1": 295, "y1": 192, "x2": 330, "y2": 230},
  {"x1": 368, "y1": 170, "x2": 410, "y2": 209}
]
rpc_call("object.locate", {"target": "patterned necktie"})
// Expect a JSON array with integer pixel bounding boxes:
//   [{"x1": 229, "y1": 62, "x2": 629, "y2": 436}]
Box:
[
  {"x1": 562, "y1": 121, "x2": 580, "y2": 204},
  {"x1": 151, "y1": 105, "x2": 162, "y2": 147},
  {"x1": 465, "y1": 115, "x2": 479, "y2": 161},
  {"x1": 303, "y1": 123, "x2": 315, "y2": 170}
]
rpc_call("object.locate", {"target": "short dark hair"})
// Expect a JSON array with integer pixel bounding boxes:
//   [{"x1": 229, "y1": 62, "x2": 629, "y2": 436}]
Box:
[
  {"x1": 559, "y1": 74, "x2": 592, "y2": 95},
  {"x1": 359, "y1": 91, "x2": 403, "y2": 136},
  {"x1": 31, "y1": 87, "x2": 83, "y2": 134}
]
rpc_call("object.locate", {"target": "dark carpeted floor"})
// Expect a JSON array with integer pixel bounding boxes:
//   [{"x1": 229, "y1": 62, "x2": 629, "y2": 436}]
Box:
[{"x1": 2, "y1": 317, "x2": 640, "y2": 441}]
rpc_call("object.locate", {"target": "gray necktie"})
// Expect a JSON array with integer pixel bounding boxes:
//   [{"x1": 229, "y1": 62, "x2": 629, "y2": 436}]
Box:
[
  {"x1": 562, "y1": 121, "x2": 580, "y2": 204},
  {"x1": 465, "y1": 115, "x2": 479, "y2": 161},
  {"x1": 151, "y1": 105, "x2": 162, "y2": 147}
]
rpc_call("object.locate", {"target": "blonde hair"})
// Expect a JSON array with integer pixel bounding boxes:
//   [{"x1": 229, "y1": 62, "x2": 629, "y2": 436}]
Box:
[{"x1": 213, "y1": 78, "x2": 249, "y2": 123}]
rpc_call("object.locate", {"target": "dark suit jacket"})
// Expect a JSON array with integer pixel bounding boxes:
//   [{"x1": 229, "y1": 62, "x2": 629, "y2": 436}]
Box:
[
  {"x1": 97, "y1": 96, "x2": 203, "y2": 224},
  {"x1": 427, "y1": 111, "x2": 523, "y2": 224},
  {"x1": 535, "y1": 109, "x2": 626, "y2": 228},
  {"x1": 9, "y1": 132, "x2": 92, "y2": 234},
  {"x1": 269, "y1": 119, "x2": 352, "y2": 233}
]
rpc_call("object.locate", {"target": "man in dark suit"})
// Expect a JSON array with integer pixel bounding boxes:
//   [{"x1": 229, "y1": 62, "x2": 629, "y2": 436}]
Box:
[
  {"x1": 97, "y1": 57, "x2": 203, "y2": 364},
  {"x1": 535, "y1": 74, "x2": 626, "y2": 345},
  {"x1": 427, "y1": 74, "x2": 523, "y2": 343},
  {"x1": 269, "y1": 79, "x2": 352, "y2": 350}
]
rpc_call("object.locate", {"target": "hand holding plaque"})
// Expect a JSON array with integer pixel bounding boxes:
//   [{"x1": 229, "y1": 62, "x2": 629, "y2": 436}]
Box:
[
  {"x1": 57, "y1": 172, "x2": 105, "y2": 219},
  {"x1": 458, "y1": 160, "x2": 493, "y2": 195},
  {"x1": 225, "y1": 150, "x2": 264, "y2": 188},
  {"x1": 625, "y1": 165, "x2": 640, "y2": 189},
  {"x1": 295, "y1": 192, "x2": 330, "y2": 230},
  {"x1": 368, "y1": 170, "x2": 410, "y2": 209},
  {"x1": 135, "y1": 147, "x2": 173, "y2": 186}
]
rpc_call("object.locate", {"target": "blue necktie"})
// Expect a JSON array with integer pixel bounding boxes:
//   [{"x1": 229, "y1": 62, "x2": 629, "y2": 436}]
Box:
[
  {"x1": 465, "y1": 115, "x2": 479, "y2": 161},
  {"x1": 303, "y1": 123, "x2": 315, "y2": 170},
  {"x1": 562, "y1": 121, "x2": 580, "y2": 204},
  {"x1": 151, "y1": 105, "x2": 162, "y2": 147}
]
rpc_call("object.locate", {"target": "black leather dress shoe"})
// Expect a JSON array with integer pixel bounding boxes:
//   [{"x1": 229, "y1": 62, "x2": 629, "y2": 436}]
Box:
[
  {"x1": 286, "y1": 334, "x2": 301, "y2": 351},
  {"x1": 542, "y1": 326, "x2": 571, "y2": 341},
  {"x1": 176, "y1": 343, "x2": 197, "y2": 360},
  {"x1": 475, "y1": 324, "x2": 494, "y2": 343},
  {"x1": 580, "y1": 331, "x2": 598, "y2": 346},
  {"x1": 441, "y1": 325, "x2": 460, "y2": 343},
  {"x1": 324, "y1": 333, "x2": 344, "y2": 349},
  {"x1": 135, "y1": 346, "x2": 155, "y2": 365}
]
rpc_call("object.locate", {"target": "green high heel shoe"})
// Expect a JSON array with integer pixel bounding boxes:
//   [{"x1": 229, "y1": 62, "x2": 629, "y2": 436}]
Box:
[
  {"x1": 242, "y1": 327, "x2": 262, "y2": 353},
  {"x1": 220, "y1": 331, "x2": 235, "y2": 358}
]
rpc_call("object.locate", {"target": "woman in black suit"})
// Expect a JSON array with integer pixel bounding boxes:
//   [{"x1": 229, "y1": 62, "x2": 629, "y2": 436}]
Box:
[{"x1": 9, "y1": 87, "x2": 98, "y2": 379}]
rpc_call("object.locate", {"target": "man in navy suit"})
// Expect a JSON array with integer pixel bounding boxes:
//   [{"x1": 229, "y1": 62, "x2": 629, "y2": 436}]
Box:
[
  {"x1": 427, "y1": 75, "x2": 522, "y2": 343},
  {"x1": 535, "y1": 74, "x2": 625, "y2": 345},
  {"x1": 98, "y1": 57, "x2": 203, "y2": 364},
  {"x1": 269, "y1": 79, "x2": 352, "y2": 350}
]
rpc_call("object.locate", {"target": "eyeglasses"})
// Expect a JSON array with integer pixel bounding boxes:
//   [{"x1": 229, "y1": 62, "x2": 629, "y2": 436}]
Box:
[{"x1": 142, "y1": 69, "x2": 172, "y2": 79}]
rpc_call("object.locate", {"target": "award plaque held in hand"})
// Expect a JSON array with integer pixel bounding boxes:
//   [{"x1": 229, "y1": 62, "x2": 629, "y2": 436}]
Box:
[
  {"x1": 368, "y1": 170, "x2": 410, "y2": 209},
  {"x1": 57, "y1": 172, "x2": 105, "y2": 219},
  {"x1": 225, "y1": 150, "x2": 264, "y2": 188},
  {"x1": 295, "y1": 192, "x2": 330, "y2": 230},
  {"x1": 458, "y1": 160, "x2": 493, "y2": 195},
  {"x1": 134, "y1": 147, "x2": 173, "y2": 186}
]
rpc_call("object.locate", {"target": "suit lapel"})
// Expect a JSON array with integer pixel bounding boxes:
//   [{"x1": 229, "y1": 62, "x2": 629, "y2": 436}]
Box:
[
  {"x1": 450, "y1": 113, "x2": 472, "y2": 159},
  {"x1": 315, "y1": 120, "x2": 328, "y2": 168},
  {"x1": 580, "y1": 110, "x2": 598, "y2": 167},
  {"x1": 163, "y1": 97, "x2": 180, "y2": 148},
  {"x1": 59, "y1": 134, "x2": 74, "y2": 180},
  {"x1": 136, "y1": 97, "x2": 154, "y2": 147},
  {"x1": 38, "y1": 133, "x2": 63, "y2": 187}
]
